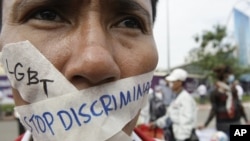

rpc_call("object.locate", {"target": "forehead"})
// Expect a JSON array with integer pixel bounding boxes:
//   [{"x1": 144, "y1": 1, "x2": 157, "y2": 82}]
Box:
[
  {"x1": 3, "y1": 0, "x2": 152, "y2": 13},
  {"x1": 2, "y1": 0, "x2": 153, "y2": 23}
]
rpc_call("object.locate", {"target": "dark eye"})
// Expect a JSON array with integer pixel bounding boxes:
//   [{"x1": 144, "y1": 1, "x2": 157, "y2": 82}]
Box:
[
  {"x1": 117, "y1": 17, "x2": 142, "y2": 29},
  {"x1": 32, "y1": 9, "x2": 63, "y2": 22}
]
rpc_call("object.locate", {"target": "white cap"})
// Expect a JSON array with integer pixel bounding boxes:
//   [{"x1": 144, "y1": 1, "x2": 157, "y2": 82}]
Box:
[{"x1": 165, "y1": 68, "x2": 188, "y2": 82}]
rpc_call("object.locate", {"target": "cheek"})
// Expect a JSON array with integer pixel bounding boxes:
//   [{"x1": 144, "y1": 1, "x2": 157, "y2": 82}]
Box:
[
  {"x1": 35, "y1": 39, "x2": 72, "y2": 70},
  {"x1": 0, "y1": 25, "x2": 39, "y2": 46},
  {"x1": 0, "y1": 26, "x2": 71, "y2": 70},
  {"x1": 115, "y1": 37, "x2": 158, "y2": 77},
  {"x1": 174, "y1": 82, "x2": 182, "y2": 90}
]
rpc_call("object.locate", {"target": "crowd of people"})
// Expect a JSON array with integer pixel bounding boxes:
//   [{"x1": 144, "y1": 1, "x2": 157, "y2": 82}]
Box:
[{"x1": 136, "y1": 65, "x2": 249, "y2": 141}]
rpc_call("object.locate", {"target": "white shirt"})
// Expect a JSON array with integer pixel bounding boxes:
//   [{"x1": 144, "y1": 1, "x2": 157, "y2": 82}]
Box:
[
  {"x1": 197, "y1": 84, "x2": 207, "y2": 96},
  {"x1": 155, "y1": 89, "x2": 197, "y2": 140},
  {"x1": 235, "y1": 84, "x2": 244, "y2": 100}
]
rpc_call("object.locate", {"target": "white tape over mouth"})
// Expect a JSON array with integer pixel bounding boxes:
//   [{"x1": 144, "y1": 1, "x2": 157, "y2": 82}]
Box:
[
  {"x1": 1, "y1": 41, "x2": 78, "y2": 103},
  {"x1": 1, "y1": 41, "x2": 154, "y2": 141}
]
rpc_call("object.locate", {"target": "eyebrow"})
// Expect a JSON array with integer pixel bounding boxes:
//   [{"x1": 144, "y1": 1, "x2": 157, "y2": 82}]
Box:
[
  {"x1": 112, "y1": 0, "x2": 152, "y2": 21},
  {"x1": 12, "y1": 0, "x2": 70, "y2": 13},
  {"x1": 11, "y1": 0, "x2": 74, "y2": 21},
  {"x1": 11, "y1": 0, "x2": 152, "y2": 22},
  {"x1": 13, "y1": 0, "x2": 66, "y2": 8},
  {"x1": 13, "y1": 0, "x2": 56, "y2": 10}
]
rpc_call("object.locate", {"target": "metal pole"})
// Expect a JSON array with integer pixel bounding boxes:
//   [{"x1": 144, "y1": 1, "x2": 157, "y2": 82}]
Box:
[{"x1": 166, "y1": 0, "x2": 170, "y2": 72}]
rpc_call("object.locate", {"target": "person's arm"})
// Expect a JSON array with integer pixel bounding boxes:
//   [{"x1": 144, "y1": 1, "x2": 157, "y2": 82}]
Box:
[
  {"x1": 232, "y1": 85, "x2": 248, "y2": 122},
  {"x1": 154, "y1": 107, "x2": 169, "y2": 128},
  {"x1": 204, "y1": 108, "x2": 215, "y2": 127},
  {"x1": 238, "y1": 102, "x2": 248, "y2": 122},
  {"x1": 204, "y1": 91, "x2": 216, "y2": 127}
]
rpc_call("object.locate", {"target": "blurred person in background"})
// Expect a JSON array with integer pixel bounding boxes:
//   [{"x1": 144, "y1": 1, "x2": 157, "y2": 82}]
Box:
[
  {"x1": 149, "y1": 86, "x2": 166, "y2": 122},
  {"x1": 149, "y1": 68, "x2": 198, "y2": 141},
  {"x1": 198, "y1": 65, "x2": 250, "y2": 137},
  {"x1": 232, "y1": 80, "x2": 244, "y2": 101},
  {"x1": 196, "y1": 82, "x2": 207, "y2": 104},
  {"x1": 158, "y1": 78, "x2": 175, "y2": 107}
]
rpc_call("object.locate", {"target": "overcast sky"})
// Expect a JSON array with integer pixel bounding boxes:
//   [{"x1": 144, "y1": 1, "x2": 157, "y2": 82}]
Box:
[{"x1": 153, "y1": 0, "x2": 240, "y2": 70}]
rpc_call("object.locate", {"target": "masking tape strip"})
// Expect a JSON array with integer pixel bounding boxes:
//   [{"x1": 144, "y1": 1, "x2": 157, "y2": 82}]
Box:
[
  {"x1": 1, "y1": 41, "x2": 78, "y2": 103},
  {"x1": 2, "y1": 41, "x2": 153, "y2": 140},
  {"x1": 15, "y1": 71, "x2": 152, "y2": 141}
]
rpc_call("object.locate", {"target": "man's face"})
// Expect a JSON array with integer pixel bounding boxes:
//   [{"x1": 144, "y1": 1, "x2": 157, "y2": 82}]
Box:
[
  {"x1": 0, "y1": 0, "x2": 158, "y2": 135},
  {"x1": 169, "y1": 80, "x2": 182, "y2": 93}
]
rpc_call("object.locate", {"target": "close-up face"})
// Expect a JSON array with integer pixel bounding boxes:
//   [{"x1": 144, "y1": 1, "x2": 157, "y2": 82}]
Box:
[
  {"x1": 0, "y1": 0, "x2": 158, "y2": 136},
  {"x1": 0, "y1": 0, "x2": 158, "y2": 103}
]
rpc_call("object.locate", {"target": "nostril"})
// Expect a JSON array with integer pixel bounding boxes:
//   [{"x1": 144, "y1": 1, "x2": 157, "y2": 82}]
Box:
[
  {"x1": 100, "y1": 77, "x2": 117, "y2": 84},
  {"x1": 70, "y1": 75, "x2": 90, "y2": 89},
  {"x1": 70, "y1": 75, "x2": 118, "y2": 90}
]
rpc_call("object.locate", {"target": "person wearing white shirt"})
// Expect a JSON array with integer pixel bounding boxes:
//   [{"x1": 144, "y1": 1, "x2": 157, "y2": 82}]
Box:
[
  {"x1": 149, "y1": 69, "x2": 198, "y2": 141},
  {"x1": 233, "y1": 80, "x2": 244, "y2": 101},
  {"x1": 196, "y1": 84, "x2": 207, "y2": 104}
]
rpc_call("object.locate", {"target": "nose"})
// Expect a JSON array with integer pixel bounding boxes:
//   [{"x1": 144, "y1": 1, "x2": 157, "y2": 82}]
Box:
[{"x1": 63, "y1": 19, "x2": 120, "y2": 89}]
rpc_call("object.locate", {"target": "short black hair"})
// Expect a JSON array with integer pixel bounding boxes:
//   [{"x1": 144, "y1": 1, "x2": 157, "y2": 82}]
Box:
[
  {"x1": 213, "y1": 65, "x2": 233, "y2": 81},
  {"x1": 0, "y1": 0, "x2": 158, "y2": 32}
]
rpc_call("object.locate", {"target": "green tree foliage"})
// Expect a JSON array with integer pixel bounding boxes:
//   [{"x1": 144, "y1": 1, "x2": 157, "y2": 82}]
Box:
[{"x1": 188, "y1": 25, "x2": 250, "y2": 79}]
